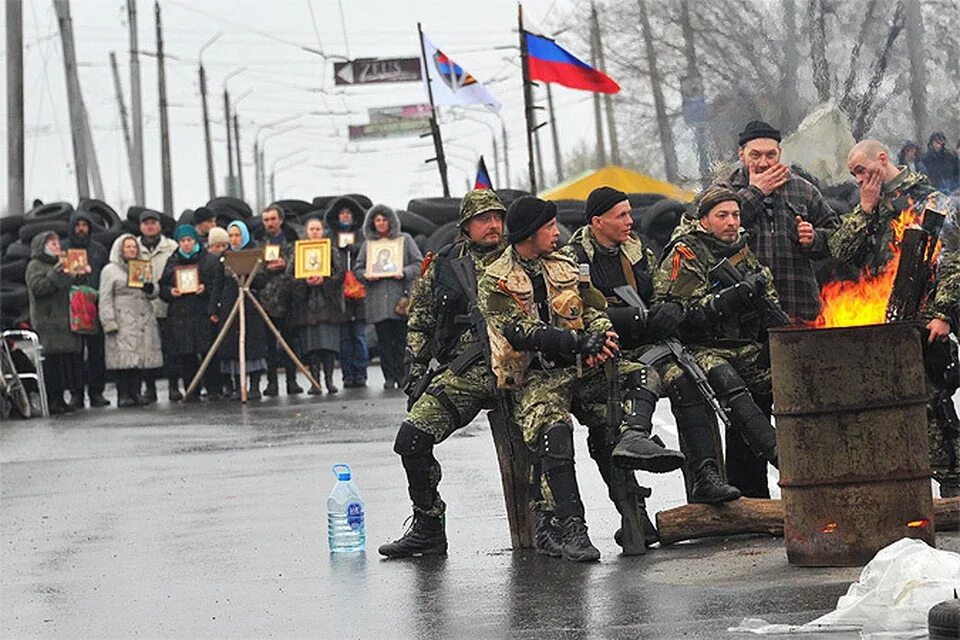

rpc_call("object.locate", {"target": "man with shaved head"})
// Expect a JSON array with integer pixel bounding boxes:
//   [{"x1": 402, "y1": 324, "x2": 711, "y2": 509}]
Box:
[{"x1": 832, "y1": 139, "x2": 960, "y2": 498}]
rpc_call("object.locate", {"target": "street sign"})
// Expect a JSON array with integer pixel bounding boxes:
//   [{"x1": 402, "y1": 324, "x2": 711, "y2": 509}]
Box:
[
  {"x1": 348, "y1": 118, "x2": 431, "y2": 141},
  {"x1": 334, "y1": 57, "x2": 422, "y2": 86},
  {"x1": 368, "y1": 104, "x2": 432, "y2": 123}
]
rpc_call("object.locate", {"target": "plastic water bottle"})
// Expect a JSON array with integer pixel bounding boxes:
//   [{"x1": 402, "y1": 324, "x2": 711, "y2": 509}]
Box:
[{"x1": 327, "y1": 464, "x2": 365, "y2": 553}]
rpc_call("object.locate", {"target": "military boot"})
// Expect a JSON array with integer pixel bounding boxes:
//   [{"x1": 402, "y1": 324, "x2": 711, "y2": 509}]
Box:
[
  {"x1": 534, "y1": 511, "x2": 563, "y2": 558},
  {"x1": 556, "y1": 515, "x2": 600, "y2": 562},
  {"x1": 691, "y1": 459, "x2": 742, "y2": 504},
  {"x1": 726, "y1": 393, "x2": 779, "y2": 468},
  {"x1": 377, "y1": 513, "x2": 447, "y2": 558},
  {"x1": 614, "y1": 495, "x2": 660, "y2": 549},
  {"x1": 68, "y1": 390, "x2": 85, "y2": 410},
  {"x1": 263, "y1": 369, "x2": 279, "y2": 397},
  {"x1": 612, "y1": 428, "x2": 686, "y2": 473}
]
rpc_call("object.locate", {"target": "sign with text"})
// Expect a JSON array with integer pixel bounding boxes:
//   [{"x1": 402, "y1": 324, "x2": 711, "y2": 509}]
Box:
[
  {"x1": 348, "y1": 104, "x2": 432, "y2": 141},
  {"x1": 334, "y1": 57, "x2": 422, "y2": 86}
]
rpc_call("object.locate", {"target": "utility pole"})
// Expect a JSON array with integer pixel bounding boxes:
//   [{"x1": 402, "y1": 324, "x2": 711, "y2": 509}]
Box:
[
  {"x1": 679, "y1": 0, "x2": 710, "y2": 186},
  {"x1": 637, "y1": 0, "x2": 679, "y2": 183},
  {"x1": 589, "y1": 3, "x2": 607, "y2": 168},
  {"x1": 224, "y1": 90, "x2": 234, "y2": 195},
  {"x1": 501, "y1": 119, "x2": 511, "y2": 189},
  {"x1": 253, "y1": 141, "x2": 260, "y2": 211},
  {"x1": 534, "y1": 128, "x2": 546, "y2": 191},
  {"x1": 109, "y1": 51, "x2": 136, "y2": 197},
  {"x1": 7, "y1": 0, "x2": 25, "y2": 217},
  {"x1": 904, "y1": 0, "x2": 927, "y2": 144},
  {"x1": 198, "y1": 35, "x2": 220, "y2": 201},
  {"x1": 546, "y1": 84, "x2": 564, "y2": 183},
  {"x1": 417, "y1": 22, "x2": 450, "y2": 197},
  {"x1": 233, "y1": 114, "x2": 245, "y2": 202},
  {"x1": 491, "y1": 132, "x2": 501, "y2": 188},
  {"x1": 81, "y1": 102, "x2": 105, "y2": 200},
  {"x1": 155, "y1": 1, "x2": 173, "y2": 215},
  {"x1": 592, "y1": 3, "x2": 620, "y2": 165},
  {"x1": 518, "y1": 4, "x2": 540, "y2": 194},
  {"x1": 53, "y1": 0, "x2": 89, "y2": 200},
  {"x1": 127, "y1": 0, "x2": 145, "y2": 205}
]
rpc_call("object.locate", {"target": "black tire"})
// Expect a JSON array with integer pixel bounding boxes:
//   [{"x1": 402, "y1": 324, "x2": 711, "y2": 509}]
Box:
[
  {"x1": 0, "y1": 257, "x2": 28, "y2": 283},
  {"x1": 640, "y1": 198, "x2": 687, "y2": 240},
  {"x1": 127, "y1": 207, "x2": 175, "y2": 237},
  {"x1": 77, "y1": 198, "x2": 122, "y2": 228},
  {"x1": 0, "y1": 283, "x2": 29, "y2": 313},
  {"x1": 178, "y1": 209, "x2": 195, "y2": 226},
  {"x1": 4, "y1": 240, "x2": 31, "y2": 260},
  {"x1": 18, "y1": 219, "x2": 71, "y2": 243},
  {"x1": 206, "y1": 196, "x2": 253, "y2": 219},
  {"x1": 407, "y1": 197, "x2": 461, "y2": 226},
  {"x1": 556, "y1": 207, "x2": 585, "y2": 229},
  {"x1": 92, "y1": 226, "x2": 125, "y2": 249},
  {"x1": 24, "y1": 201, "x2": 73, "y2": 223},
  {"x1": 557, "y1": 223, "x2": 572, "y2": 246},
  {"x1": 424, "y1": 221, "x2": 460, "y2": 254},
  {"x1": 270, "y1": 199, "x2": 314, "y2": 222},
  {"x1": 413, "y1": 233, "x2": 430, "y2": 254},
  {"x1": 397, "y1": 210, "x2": 438, "y2": 237},
  {"x1": 495, "y1": 189, "x2": 531, "y2": 210},
  {"x1": 1, "y1": 232, "x2": 17, "y2": 252},
  {"x1": 214, "y1": 210, "x2": 242, "y2": 229},
  {"x1": 345, "y1": 194, "x2": 373, "y2": 210},
  {"x1": 0, "y1": 215, "x2": 25, "y2": 235},
  {"x1": 627, "y1": 193, "x2": 666, "y2": 209},
  {"x1": 929, "y1": 599, "x2": 960, "y2": 639}
]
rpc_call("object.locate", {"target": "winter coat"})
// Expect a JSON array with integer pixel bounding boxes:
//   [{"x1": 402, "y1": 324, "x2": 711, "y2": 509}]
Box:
[
  {"x1": 254, "y1": 221, "x2": 302, "y2": 319},
  {"x1": 216, "y1": 244, "x2": 268, "y2": 362},
  {"x1": 158, "y1": 247, "x2": 223, "y2": 357},
  {"x1": 287, "y1": 240, "x2": 346, "y2": 328},
  {"x1": 98, "y1": 233, "x2": 163, "y2": 370},
  {"x1": 324, "y1": 196, "x2": 367, "y2": 322},
  {"x1": 62, "y1": 210, "x2": 109, "y2": 290},
  {"x1": 137, "y1": 234, "x2": 178, "y2": 319},
  {"x1": 24, "y1": 232, "x2": 80, "y2": 355},
  {"x1": 922, "y1": 147, "x2": 960, "y2": 193},
  {"x1": 354, "y1": 204, "x2": 423, "y2": 324}
]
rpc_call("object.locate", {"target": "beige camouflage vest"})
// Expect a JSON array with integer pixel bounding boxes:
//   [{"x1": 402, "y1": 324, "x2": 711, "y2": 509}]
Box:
[{"x1": 485, "y1": 249, "x2": 584, "y2": 389}]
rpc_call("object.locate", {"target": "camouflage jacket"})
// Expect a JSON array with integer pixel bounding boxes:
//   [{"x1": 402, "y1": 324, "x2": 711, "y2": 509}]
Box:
[
  {"x1": 829, "y1": 168, "x2": 959, "y2": 322},
  {"x1": 654, "y1": 219, "x2": 782, "y2": 345},
  {"x1": 478, "y1": 245, "x2": 610, "y2": 389},
  {"x1": 406, "y1": 238, "x2": 505, "y2": 369}
]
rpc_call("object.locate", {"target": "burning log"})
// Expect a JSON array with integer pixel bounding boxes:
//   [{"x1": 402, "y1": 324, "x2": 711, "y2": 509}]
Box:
[
  {"x1": 886, "y1": 201, "x2": 946, "y2": 323},
  {"x1": 656, "y1": 497, "x2": 959, "y2": 545}
]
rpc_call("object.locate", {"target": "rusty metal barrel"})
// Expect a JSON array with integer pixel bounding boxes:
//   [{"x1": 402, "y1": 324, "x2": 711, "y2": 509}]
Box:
[{"x1": 770, "y1": 322, "x2": 935, "y2": 566}]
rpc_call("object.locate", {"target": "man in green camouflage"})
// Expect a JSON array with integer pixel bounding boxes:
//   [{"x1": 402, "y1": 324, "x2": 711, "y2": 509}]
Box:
[
  {"x1": 653, "y1": 186, "x2": 782, "y2": 496},
  {"x1": 378, "y1": 190, "x2": 507, "y2": 558},
  {"x1": 831, "y1": 139, "x2": 960, "y2": 497},
  {"x1": 479, "y1": 196, "x2": 684, "y2": 562}
]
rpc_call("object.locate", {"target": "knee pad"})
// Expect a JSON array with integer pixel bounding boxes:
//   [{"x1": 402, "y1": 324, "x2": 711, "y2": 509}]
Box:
[
  {"x1": 586, "y1": 424, "x2": 611, "y2": 462},
  {"x1": 625, "y1": 366, "x2": 661, "y2": 395},
  {"x1": 393, "y1": 421, "x2": 435, "y2": 457},
  {"x1": 540, "y1": 423, "x2": 574, "y2": 464},
  {"x1": 707, "y1": 362, "x2": 748, "y2": 399}
]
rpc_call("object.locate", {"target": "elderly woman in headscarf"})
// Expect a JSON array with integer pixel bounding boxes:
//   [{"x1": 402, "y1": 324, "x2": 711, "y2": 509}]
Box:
[
  {"x1": 25, "y1": 230, "x2": 91, "y2": 414},
  {"x1": 98, "y1": 233, "x2": 163, "y2": 407},
  {"x1": 158, "y1": 224, "x2": 223, "y2": 402},
  {"x1": 216, "y1": 220, "x2": 269, "y2": 400}
]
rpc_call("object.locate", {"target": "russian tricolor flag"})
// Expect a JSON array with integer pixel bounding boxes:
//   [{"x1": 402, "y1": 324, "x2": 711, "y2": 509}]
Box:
[
  {"x1": 524, "y1": 31, "x2": 620, "y2": 95},
  {"x1": 474, "y1": 156, "x2": 493, "y2": 190}
]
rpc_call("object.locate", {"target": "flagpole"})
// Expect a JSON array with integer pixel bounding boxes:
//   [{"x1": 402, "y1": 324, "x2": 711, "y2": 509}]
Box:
[
  {"x1": 417, "y1": 22, "x2": 450, "y2": 197},
  {"x1": 518, "y1": 3, "x2": 537, "y2": 194}
]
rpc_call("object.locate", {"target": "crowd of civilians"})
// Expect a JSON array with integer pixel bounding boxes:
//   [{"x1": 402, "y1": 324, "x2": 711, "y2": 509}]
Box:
[{"x1": 25, "y1": 196, "x2": 421, "y2": 414}]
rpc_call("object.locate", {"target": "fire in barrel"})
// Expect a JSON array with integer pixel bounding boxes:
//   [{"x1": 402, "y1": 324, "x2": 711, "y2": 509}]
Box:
[{"x1": 770, "y1": 197, "x2": 948, "y2": 566}]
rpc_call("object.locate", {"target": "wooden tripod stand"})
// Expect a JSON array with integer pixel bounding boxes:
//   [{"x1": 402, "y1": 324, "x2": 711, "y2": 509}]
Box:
[{"x1": 185, "y1": 255, "x2": 320, "y2": 403}]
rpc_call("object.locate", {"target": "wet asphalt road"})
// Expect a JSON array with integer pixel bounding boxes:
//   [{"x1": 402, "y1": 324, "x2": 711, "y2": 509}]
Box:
[{"x1": 3, "y1": 368, "x2": 957, "y2": 639}]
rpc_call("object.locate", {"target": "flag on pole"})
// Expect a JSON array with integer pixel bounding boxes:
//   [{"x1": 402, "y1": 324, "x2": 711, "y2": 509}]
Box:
[
  {"x1": 420, "y1": 33, "x2": 502, "y2": 111},
  {"x1": 523, "y1": 31, "x2": 620, "y2": 94},
  {"x1": 474, "y1": 156, "x2": 493, "y2": 190}
]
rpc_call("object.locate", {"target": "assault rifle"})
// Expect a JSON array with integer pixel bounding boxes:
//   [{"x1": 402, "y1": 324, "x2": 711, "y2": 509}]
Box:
[
  {"x1": 613, "y1": 285, "x2": 732, "y2": 430},
  {"x1": 708, "y1": 258, "x2": 791, "y2": 328}
]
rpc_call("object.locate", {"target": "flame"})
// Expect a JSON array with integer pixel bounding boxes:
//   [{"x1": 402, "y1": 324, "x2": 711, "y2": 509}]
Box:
[
  {"x1": 906, "y1": 519, "x2": 930, "y2": 528},
  {"x1": 812, "y1": 201, "x2": 939, "y2": 329},
  {"x1": 822, "y1": 522, "x2": 838, "y2": 533}
]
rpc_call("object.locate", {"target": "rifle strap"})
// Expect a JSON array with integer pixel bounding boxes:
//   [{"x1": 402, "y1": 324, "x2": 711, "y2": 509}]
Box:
[
  {"x1": 728, "y1": 246, "x2": 751, "y2": 268},
  {"x1": 619, "y1": 251, "x2": 639, "y2": 294}
]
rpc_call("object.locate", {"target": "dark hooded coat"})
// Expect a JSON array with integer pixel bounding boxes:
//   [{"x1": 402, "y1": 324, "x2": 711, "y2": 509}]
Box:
[
  {"x1": 159, "y1": 245, "x2": 223, "y2": 356},
  {"x1": 324, "y1": 196, "x2": 367, "y2": 322},
  {"x1": 62, "y1": 210, "x2": 109, "y2": 290},
  {"x1": 25, "y1": 232, "x2": 80, "y2": 355}
]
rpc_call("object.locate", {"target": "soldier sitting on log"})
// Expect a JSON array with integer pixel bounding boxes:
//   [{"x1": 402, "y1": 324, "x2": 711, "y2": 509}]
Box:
[
  {"x1": 653, "y1": 185, "x2": 783, "y2": 498},
  {"x1": 568, "y1": 186, "x2": 741, "y2": 507},
  {"x1": 831, "y1": 139, "x2": 960, "y2": 498}
]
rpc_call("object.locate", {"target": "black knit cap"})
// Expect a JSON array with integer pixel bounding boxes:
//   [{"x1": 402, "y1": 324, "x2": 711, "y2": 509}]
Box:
[
  {"x1": 695, "y1": 185, "x2": 740, "y2": 218},
  {"x1": 738, "y1": 120, "x2": 782, "y2": 147},
  {"x1": 585, "y1": 186, "x2": 628, "y2": 224},
  {"x1": 506, "y1": 196, "x2": 557, "y2": 245}
]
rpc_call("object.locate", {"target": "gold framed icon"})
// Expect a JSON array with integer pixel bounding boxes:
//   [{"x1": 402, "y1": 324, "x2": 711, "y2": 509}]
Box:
[{"x1": 294, "y1": 239, "x2": 332, "y2": 279}]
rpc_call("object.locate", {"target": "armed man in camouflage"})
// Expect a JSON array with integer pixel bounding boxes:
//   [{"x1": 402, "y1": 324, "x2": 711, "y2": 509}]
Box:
[
  {"x1": 378, "y1": 190, "x2": 507, "y2": 558},
  {"x1": 479, "y1": 196, "x2": 684, "y2": 562},
  {"x1": 831, "y1": 139, "x2": 960, "y2": 497},
  {"x1": 569, "y1": 186, "x2": 741, "y2": 505},
  {"x1": 654, "y1": 186, "x2": 782, "y2": 497}
]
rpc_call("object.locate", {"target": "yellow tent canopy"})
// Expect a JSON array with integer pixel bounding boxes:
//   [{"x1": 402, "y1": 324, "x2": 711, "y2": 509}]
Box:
[{"x1": 539, "y1": 165, "x2": 694, "y2": 203}]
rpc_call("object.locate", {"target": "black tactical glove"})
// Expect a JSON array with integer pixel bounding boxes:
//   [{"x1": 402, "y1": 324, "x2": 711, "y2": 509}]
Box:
[
  {"x1": 644, "y1": 302, "x2": 683, "y2": 341},
  {"x1": 142, "y1": 282, "x2": 155, "y2": 294},
  {"x1": 708, "y1": 273, "x2": 764, "y2": 318},
  {"x1": 575, "y1": 331, "x2": 607, "y2": 356},
  {"x1": 505, "y1": 325, "x2": 577, "y2": 355}
]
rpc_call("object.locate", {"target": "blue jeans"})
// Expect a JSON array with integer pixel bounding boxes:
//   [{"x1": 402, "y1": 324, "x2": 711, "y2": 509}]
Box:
[{"x1": 339, "y1": 320, "x2": 369, "y2": 383}]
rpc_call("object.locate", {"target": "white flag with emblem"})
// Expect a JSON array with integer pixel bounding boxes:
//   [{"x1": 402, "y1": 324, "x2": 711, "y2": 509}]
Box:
[{"x1": 420, "y1": 33, "x2": 501, "y2": 111}]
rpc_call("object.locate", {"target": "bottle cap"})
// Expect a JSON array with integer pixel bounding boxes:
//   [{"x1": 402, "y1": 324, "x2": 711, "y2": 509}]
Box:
[{"x1": 332, "y1": 463, "x2": 351, "y2": 481}]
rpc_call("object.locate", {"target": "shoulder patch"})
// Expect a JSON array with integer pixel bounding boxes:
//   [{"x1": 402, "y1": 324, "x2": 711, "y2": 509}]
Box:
[{"x1": 670, "y1": 243, "x2": 696, "y2": 281}]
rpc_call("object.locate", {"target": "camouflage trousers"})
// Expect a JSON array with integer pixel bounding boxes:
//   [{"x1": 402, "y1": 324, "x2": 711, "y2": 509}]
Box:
[
  {"x1": 659, "y1": 342, "x2": 771, "y2": 396},
  {"x1": 404, "y1": 363, "x2": 494, "y2": 518},
  {"x1": 925, "y1": 339, "x2": 960, "y2": 489}
]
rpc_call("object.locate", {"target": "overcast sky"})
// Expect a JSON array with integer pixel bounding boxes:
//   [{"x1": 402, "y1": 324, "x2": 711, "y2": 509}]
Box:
[{"x1": 2, "y1": 0, "x2": 600, "y2": 216}]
